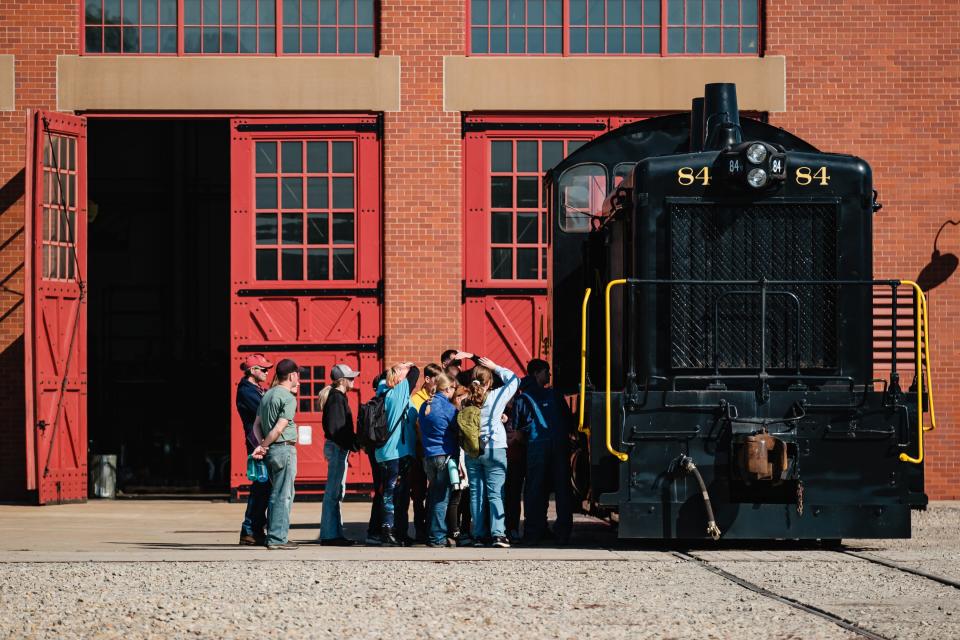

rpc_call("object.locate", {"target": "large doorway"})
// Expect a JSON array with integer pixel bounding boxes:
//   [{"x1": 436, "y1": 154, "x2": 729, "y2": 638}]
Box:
[{"x1": 87, "y1": 119, "x2": 231, "y2": 494}]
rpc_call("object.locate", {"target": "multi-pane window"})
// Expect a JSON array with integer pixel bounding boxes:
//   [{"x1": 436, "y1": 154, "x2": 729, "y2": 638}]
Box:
[
  {"x1": 297, "y1": 365, "x2": 326, "y2": 412},
  {"x1": 468, "y1": 0, "x2": 760, "y2": 55},
  {"x1": 470, "y1": 0, "x2": 563, "y2": 54},
  {"x1": 254, "y1": 139, "x2": 357, "y2": 282},
  {"x1": 84, "y1": 0, "x2": 178, "y2": 53},
  {"x1": 282, "y1": 0, "x2": 375, "y2": 54},
  {"x1": 184, "y1": 0, "x2": 276, "y2": 53},
  {"x1": 41, "y1": 136, "x2": 79, "y2": 281},
  {"x1": 82, "y1": 0, "x2": 377, "y2": 55},
  {"x1": 489, "y1": 138, "x2": 585, "y2": 280},
  {"x1": 666, "y1": 0, "x2": 758, "y2": 53},
  {"x1": 569, "y1": 0, "x2": 660, "y2": 53}
]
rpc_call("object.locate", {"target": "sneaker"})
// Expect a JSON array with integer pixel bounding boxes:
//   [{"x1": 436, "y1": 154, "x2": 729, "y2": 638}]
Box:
[
  {"x1": 456, "y1": 536, "x2": 474, "y2": 547},
  {"x1": 364, "y1": 535, "x2": 383, "y2": 546},
  {"x1": 426, "y1": 539, "x2": 452, "y2": 548},
  {"x1": 472, "y1": 539, "x2": 486, "y2": 548},
  {"x1": 380, "y1": 528, "x2": 401, "y2": 547},
  {"x1": 266, "y1": 542, "x2": 300, "y2": 550},
  {"x1": 239, "y1": 534, "x2": 258, "y2": 546},
  {"x1": 319, "y1": 537, "x2": 357, "y2": 547},
  {"x1": 492, "y1": 536, "x2": 511, "y2": 548}
]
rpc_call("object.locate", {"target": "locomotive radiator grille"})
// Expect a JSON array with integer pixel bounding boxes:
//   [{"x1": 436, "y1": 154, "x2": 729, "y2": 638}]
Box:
[{"x1": 669, "y1": 202, "x2": 838, "y2": 370}]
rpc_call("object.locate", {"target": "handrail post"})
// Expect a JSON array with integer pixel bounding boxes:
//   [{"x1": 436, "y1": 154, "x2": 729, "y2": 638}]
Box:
[
  {"x1": 898, "y1": 280, "x2": 926, "y2": 464},
  {"x1": 578, "y1": 288, "x2": 592, "y2": 435},
  {"x1": 605, "y1": 280, "x2": 630, "y2": 462}
]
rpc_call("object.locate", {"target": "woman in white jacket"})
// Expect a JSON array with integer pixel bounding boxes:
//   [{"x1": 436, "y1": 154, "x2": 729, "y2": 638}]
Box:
[{"x1": 455, "y1": 353, "x2": 520, "y2": 548}]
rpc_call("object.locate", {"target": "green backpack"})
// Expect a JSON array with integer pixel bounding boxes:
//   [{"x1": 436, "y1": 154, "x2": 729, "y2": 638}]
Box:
[{"x1": 457, "y1": 405, "x2": 484, "y2": 458}]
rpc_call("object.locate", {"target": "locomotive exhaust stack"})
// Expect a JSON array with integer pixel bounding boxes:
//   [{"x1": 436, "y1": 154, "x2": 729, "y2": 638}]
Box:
[{"x1": 702, "y1": 82, "x2": 742, "y2": 151}]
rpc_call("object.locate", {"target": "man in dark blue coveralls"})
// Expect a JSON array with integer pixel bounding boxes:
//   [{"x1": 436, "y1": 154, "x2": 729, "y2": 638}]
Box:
[
  {"x1": 514, "y1": 359, "x2": 574, "y2": 545},
  {"x1": 236, "y1": 353, "x2": 272, "y2": 545}
]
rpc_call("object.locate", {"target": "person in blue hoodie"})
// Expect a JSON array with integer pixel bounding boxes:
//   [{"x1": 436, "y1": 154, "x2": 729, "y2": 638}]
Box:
[
  {"x1": 514, "y1": 359, "x2": 574, "y2": 545},
  {"x1": 372, "y1": 362, "x2": 420, "y2": 546},
  {"x1": 454, "y1": 352, "x2": 520, "y2": 548},
  {"x1": 418, "y1": 372, "x2": 460, "y2": 547}
]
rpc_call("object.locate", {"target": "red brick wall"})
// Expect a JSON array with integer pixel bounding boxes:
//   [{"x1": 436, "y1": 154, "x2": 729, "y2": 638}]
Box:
[
  {"x1": 766, "y1": 0, "x2": 960, "y2": 499},
  {"x1": 379, "y1": 1, "x2": 464, "y2": 368},
  {"x1": 0, "y1": 1, "x2": 77, "y2": 500},
  {"x1": 1, "y1": 0, "x2": 958, "y2": 500}
]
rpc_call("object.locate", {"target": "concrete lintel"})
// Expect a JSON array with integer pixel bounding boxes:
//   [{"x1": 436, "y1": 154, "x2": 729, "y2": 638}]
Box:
[
  {"x1": 58, "y1": 55, "x2": 401, "y2": 112},
  {"x1": 0, "y1": 55, "x2": 14, "y2": 111},
  {"x1": 445, "y1": 55, "x2": 786, "y2": 112}
]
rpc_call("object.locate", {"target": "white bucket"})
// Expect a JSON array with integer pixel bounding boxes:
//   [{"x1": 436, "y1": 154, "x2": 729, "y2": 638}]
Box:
[{"x1": 89, "y1": 454, "x2": 117, "y2": 499}]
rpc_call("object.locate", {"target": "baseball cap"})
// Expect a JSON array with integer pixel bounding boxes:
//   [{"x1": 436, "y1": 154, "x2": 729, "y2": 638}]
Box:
[
  {"x1": 331, "y1": 363, "x2": 360, "y2": 380},
  {"x1": 241, "y1": 353, "x2": 273, "y2": 371},
  {"x1": 275, "y1": 358, "x2": 300, "y2": 378}
]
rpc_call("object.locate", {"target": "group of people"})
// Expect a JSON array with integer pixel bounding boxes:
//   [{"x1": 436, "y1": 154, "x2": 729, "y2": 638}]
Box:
[{"x1": 235, "y1": 349, "x2": 573, "y2": 550}]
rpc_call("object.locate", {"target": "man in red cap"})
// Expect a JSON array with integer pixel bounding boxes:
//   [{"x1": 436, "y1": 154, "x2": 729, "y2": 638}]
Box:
[{"x1": 236, "y1": 353, "x2": 272, "y2": 545}]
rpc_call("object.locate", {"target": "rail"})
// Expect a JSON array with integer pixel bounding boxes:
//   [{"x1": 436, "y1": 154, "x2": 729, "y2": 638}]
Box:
[
  {"x1": 578, "y1": 287, "x2": 591, "y2": 435},
  {"x1": 595, "y1": 278, "x2": 934, "y2": 466}
]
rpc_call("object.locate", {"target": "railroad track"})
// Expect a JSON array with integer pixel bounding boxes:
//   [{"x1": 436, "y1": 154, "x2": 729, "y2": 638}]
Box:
[
  {"x1": 672, "y1": 551, "x2": 893, "y2": 640},
  {"x1": 837, "y1": 549, "x2": 960, "y2": 591}
]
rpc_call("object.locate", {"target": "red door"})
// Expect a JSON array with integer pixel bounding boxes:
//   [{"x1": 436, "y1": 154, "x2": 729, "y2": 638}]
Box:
[
  {"x1": 229, "y1": 116, "x2": 382, "y2": 497},
  {"x1": 25, "y1": 111, "x2": 88, "y2": 504},
  {"x1": 462, "y1": 118, "x2": 609, "y2": 374}
]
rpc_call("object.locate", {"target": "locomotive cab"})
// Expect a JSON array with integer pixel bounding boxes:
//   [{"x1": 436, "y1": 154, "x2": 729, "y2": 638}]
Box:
[{"x1": 549, "y1": 83, "x2": 932, "y2": 540}]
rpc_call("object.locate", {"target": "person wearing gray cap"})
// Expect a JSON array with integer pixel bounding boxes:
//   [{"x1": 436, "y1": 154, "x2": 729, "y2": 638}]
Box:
[{"x1": 317, "y1": 363, "x2": 361, "y2": 546}]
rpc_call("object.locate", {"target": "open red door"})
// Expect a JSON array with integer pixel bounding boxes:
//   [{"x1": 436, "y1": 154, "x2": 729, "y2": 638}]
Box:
[{"x1": 25, "y1": 111, "x2": 88, "y2": 504}]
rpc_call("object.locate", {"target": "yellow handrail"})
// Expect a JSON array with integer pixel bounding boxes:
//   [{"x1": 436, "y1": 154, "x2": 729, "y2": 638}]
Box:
[
  {"x1": 919, "y1": 286, "x2": 937, "y2": 432},
  {"x1": 605, "y1": 279, "x2": 629, "y2": 462},
  {"x1": 898, "y1": 280, "x2": 931, "y2": 464},
  {"x1": 578, "y1": 288, "x2": 592, "y2": 435}
]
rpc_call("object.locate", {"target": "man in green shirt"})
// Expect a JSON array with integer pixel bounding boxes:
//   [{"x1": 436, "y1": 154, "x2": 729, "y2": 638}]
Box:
[{"x1": 252, "y1": 358, "x2": 301, "y2": 550}]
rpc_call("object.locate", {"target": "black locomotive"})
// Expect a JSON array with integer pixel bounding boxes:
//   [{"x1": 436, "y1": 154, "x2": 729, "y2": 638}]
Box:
[{"x1": 548, "y1": 83, "x2": 933, "y2": 540}]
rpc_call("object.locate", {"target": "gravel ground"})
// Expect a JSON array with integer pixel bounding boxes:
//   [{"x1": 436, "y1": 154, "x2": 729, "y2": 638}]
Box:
[
  {"x1": 1, "y1": 559, "x2": 856, "y2": 640},
  {"x1": 2, "y1": 503, "x2": 957, "y2": 639}
]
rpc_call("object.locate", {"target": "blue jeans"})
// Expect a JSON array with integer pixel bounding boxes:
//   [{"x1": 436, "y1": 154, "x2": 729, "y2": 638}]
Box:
[
  {"x1": 320, "y1": 440, "x2": 350, "y2": 540},
  {"x1": 241, "y1": 478, "x2": 271, "y2": 539},
  {"x1": 265, "y1": 444, "x2": 297, "y2": 546},
  {"x1": 524, "y1": 438, "x2": 573, "y2": 542},
  {"x1": 466, "y1": 447, "x2": 508, "y2": 539},
  {"x1": 424, "y1": 455, "x2": 452, "y2": 544},
  {"x1": 379, "y1": 456, "x2": 411, "y2": 535}
]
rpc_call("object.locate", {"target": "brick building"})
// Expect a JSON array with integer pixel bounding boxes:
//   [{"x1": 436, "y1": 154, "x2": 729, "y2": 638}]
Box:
[{"x1": 0, "y1": 0, "x2": 956, "y2": 503}]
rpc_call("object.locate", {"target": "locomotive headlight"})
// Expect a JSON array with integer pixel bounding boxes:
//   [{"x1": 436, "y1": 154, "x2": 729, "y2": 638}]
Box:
[
  {"x1": 747, "y1": 168, "x2": 768, "y2": 188},
  {"x1": 746, "y1": 143, "x2": 768, "y2": 165}
]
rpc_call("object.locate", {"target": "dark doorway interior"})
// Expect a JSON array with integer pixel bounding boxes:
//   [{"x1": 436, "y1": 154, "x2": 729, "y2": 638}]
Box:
[{"x1": 87, "y1": 120, "x2": 230, "y2": 494}]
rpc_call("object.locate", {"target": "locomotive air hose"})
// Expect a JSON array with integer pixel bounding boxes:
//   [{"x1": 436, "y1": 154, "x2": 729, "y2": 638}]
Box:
[{"x1": 681, "y1": 456, "x2": 722, "y2": 541}]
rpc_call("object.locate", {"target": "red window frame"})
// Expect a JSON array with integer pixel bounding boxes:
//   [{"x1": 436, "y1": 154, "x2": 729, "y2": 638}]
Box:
[
  {"x1": 465, "y1": 0, "x2": 762, "y2": 56},
  {"x1": 79, "y1": 0, "x2": 378, "y2": 56},
  {"x1": 232, "y1": 116, "x2": 380, "y2": 290}
]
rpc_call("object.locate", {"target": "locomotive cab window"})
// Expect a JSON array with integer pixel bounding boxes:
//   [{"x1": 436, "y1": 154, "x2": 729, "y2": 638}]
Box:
[{"x1": 558, "y1": 163, "x2": 606, "y2": 232}]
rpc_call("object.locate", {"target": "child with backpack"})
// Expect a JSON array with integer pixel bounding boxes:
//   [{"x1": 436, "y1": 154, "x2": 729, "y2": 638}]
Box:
[
  {"x1": 453, "y1": 353, "x2": 520, "y2": 548},
  {"x1": 418, "y1": 372, "x2": 460, "y2": 547},
  {"x1": 366, "y1": 362, "x2": 420, "y2": 546}
]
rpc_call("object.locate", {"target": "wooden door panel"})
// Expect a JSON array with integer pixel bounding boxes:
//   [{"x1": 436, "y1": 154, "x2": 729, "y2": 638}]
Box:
[
  {"x1": 229, "y1": 117, "x2": 382, "y2": 497},
  {"x1": 27, "y1": 111, "x2": 88, "y2": 504}
]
